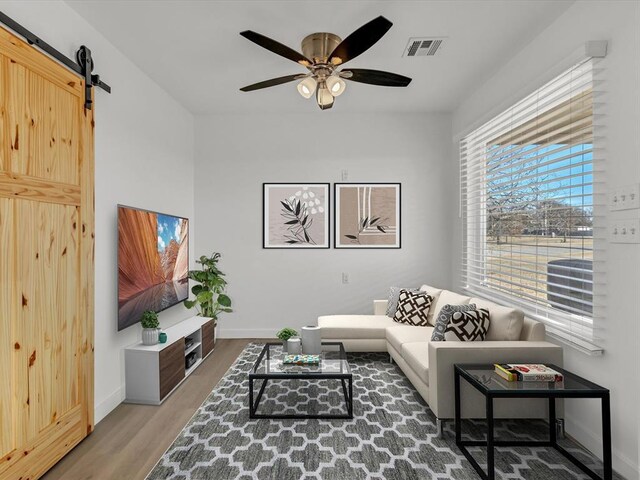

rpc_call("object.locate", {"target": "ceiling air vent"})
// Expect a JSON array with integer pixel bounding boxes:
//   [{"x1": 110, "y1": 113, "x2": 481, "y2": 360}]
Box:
[{"x1": 403, "y1": 37, "x2": 445, "y2": 57}]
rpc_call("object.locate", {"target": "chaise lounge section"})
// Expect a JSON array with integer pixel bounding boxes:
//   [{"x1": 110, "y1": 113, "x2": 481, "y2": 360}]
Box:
[{"x1": 318, "y1": 284, "x2": 563, "y2": 423}]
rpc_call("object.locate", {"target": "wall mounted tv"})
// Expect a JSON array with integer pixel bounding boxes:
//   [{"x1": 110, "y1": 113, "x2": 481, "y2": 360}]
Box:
[{"x1": 117, "y1": 205, "x2": 189, "y2": 331}]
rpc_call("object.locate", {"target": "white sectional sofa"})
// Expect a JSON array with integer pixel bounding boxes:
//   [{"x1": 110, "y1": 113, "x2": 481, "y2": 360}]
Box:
[{"x1": 318, "y1": 284, "x2": 563, "y2": 426}]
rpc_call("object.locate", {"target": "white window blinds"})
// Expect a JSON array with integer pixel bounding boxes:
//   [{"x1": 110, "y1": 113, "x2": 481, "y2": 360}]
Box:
[{"x1": 460, "y1": 58, "x2": 604, "y2": 353}]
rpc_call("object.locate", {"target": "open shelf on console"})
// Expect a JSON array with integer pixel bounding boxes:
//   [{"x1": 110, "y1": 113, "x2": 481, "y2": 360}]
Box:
[
  {"x1": 185, "y1": 358, "x2": 203, "y2": 377},
  {"x1": 184, "y1": 341, "x2": 201, "y2": 356}
]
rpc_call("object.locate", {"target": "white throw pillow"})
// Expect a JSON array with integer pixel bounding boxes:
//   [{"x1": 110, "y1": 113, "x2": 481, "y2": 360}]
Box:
[
  {"x1": 470, "y1": 297, "x2": 524, "y2": 341},
  {"x1": 419, "y1": 284, "x2": 443, "y2": 325},
  {"x1": 431, "y1": 290, "x2": 471, "y2": 325}
]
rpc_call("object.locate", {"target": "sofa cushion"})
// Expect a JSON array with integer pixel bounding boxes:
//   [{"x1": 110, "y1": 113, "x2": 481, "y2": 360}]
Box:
[
  {"x1": 419, "y1": 284, "x2": 444, "y2": 325},
  {"x1": 432, "y1": 290, "x2": 471, "y2": 324},
  {"x1": 470, "y1": 297, "x2": 524, "y2": 341},
  {"x1": 385, "y1": 286, "x2": 419, "y2": 317},
  {"x1": 386, "y1": 325, "x2": 434, "y2": 352},
  {"x1": 401, "y1": 342, "x2": 429, "y2": 385},
  {"x1": 318, "y1": 315, "x2": 397, "y2": 339},
  {"x1": 520, "y1": 317, "x2": 546, "y2": 341},
  {"x1": 431, "y1": 303, "x2": 477, "y2": 342},
  {"x1": 444, "y1": 309, "x2": 490, "y2": 341},
  {"x1": 393, "y1": 290, "x2": 433, "y2": 326}
]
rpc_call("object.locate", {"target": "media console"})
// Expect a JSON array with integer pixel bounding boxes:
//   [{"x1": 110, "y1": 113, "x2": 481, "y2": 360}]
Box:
[{"x1": 124, "y1": 316, "x2": 216, "y2": 405}]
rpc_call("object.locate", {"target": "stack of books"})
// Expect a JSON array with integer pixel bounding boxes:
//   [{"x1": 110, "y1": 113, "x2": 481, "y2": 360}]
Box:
[
  {"x1": 283, "y1": 354, "x2": 320, "y2": 365},
  {"x1": 494, "y1": 363, "x2": 564, "y2": 382}
]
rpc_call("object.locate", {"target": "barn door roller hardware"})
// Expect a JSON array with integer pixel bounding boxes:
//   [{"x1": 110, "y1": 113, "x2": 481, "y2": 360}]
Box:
[{"x1": 0, "y1": 11, "x2": 111, "y2": 110}]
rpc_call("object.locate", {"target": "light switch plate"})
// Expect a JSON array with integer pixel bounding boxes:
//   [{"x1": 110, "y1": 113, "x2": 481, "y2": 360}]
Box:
[
  {"x1": 610, "y1": 184, "x2": 640, "y2": 211},
  {"x1": 627, "y1": 184, "x2": 640, "y2": 210},
  {"x1": 610, "y1": 218, "x2": 640, "y2": 243}
]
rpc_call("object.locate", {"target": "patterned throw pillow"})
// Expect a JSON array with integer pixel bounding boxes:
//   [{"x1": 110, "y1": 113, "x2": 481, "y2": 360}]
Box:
[
  {"x1": 393, "y1": 289, "x2": 434, "y2": 326},
  {"x1": 444, "y1": 308, "x2": 491, "y2": 341},
  {"x1": 430, "y1": 304, "x2": 477, "y2": 341},
  {"x1": 385, "y1": 286, "x2": 419, "y2": 317}
]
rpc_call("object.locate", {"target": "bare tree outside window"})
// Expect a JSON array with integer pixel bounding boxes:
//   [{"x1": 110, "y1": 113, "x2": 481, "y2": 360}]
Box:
[
  {"x1": 462, "y1": 59, "x2": 601, "y2": 350},
  {"x1": 481, "y1": 105, "x2": 594, "y2": 313}
]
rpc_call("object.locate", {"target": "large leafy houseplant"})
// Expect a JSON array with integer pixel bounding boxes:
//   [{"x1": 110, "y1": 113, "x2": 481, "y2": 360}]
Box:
[{"x1": 184, "y1": 252, "x2": 232, "y2": 321}]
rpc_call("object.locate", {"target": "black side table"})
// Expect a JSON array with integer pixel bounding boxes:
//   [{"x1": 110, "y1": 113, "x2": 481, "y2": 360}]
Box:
[{"x1": 454, "y1": 364, "x2": 611, "y2": 480}]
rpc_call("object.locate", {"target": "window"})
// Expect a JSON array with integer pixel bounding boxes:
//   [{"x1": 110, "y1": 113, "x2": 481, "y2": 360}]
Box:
[{"x1": 460, "y1": 58, "x2": 603, "y2": 353}]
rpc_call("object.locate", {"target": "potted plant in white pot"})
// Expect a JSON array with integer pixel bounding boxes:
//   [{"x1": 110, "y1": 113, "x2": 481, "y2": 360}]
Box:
[
  {"x1": 276, "y1": 328, "x2": 299, "y2": 353},
  {"x1": 141, "y1": 310, "x2": 160, "y2": 345},
  {"x1": 184, "y1": 252, "x2": 232, "y2": 326}
]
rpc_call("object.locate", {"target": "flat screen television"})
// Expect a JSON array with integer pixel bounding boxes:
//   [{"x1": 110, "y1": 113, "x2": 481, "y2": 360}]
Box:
[{"x1": 117, "y1": 205, "x2": 189, "y2": 331}]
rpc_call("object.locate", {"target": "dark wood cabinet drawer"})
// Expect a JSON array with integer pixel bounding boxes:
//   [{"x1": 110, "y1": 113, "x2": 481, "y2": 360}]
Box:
[
  {"x1": 159, "y1": 338, "x2": 185, "y2": 399},
  {"x1": 202, "y1": 320, "x2": 215, "y2": 358}
]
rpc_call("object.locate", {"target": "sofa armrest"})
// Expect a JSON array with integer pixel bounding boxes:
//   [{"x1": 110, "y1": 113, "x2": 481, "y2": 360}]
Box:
[
  {"x1": 427, "y1": 341, "x2": 563, "y2": 419},
  {"x1": 373, "y1": 300, "x2": 388, "y2": 316}
]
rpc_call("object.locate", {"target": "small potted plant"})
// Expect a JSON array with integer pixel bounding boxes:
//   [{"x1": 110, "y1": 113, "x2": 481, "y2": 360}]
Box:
[
  {"x1": 276, "y1": 327, "x2": 298, "y2": 353},
  {"x1": 141, "y1": 310, "x2": 160, "y2": 345}
]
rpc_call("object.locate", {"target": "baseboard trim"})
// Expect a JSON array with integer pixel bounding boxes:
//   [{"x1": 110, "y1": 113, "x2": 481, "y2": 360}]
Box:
[
  {"x1": 95, "y1": 386, "x2": 124, "y2": 425},
  {"x1": 217, "y1": 329, "x2": 275, "y2": 339},
  {"x1": 565, "y1": 413, "x2": 638, "y2": 480}
]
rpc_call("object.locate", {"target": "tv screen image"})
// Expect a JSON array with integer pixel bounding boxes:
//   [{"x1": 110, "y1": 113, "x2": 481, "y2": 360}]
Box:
[{"x1": 117, "y1": 205, "x2": 189, "y2": 331}]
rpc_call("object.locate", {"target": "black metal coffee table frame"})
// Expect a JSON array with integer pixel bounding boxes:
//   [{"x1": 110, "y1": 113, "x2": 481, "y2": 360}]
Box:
[
  {"x1": 454, "y1": 364, "x2": 611, "y2": 480},
  {"x1": 249, "y1": 342, "x2": 353, "y2": 420}
]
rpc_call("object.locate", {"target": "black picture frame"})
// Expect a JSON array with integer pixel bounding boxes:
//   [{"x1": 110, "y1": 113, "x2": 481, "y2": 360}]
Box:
[
  {"x1": 262, "y1": 183, "x2": 331, "y2": 249},
  {"x1": 334, "y1": 183, "x2": 401, "y2": 249}
]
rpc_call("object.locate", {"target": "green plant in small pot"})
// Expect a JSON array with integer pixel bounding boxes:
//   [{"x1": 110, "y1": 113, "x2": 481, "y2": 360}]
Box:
[
  {"x1": 140, "y1": 310, "x2": 160, "y2": 345},
  {"x1": 276, "y1": 327, "x2": 298, "y2": 352},
  {"x1": 184, "y1": 253, "x2": 232, "y2": 324}
]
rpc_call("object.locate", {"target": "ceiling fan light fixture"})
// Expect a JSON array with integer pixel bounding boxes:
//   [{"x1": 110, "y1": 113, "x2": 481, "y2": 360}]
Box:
[
  {"x1": 316, "y1": 83, "x2": 334, "y2": 110},
  {"x1": 239, "y1": 16, "x2": 412, "y2": 111},
  {"x1": 297, "y1": 77, "x2": 317, "y2": 99},
  {"x1": 326, "y1": 75, "x2": 346, "y2": 97}
]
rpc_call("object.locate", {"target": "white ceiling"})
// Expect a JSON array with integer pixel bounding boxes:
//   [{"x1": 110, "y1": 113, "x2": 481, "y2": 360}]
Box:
[{"x1": 65, "y1": 0, "x2": 573, "y2": 114}]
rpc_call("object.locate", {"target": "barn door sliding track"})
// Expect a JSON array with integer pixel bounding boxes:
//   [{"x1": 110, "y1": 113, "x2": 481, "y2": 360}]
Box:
[{"x1": 0, "y1": 11, "x2": 111, "y2": 109}]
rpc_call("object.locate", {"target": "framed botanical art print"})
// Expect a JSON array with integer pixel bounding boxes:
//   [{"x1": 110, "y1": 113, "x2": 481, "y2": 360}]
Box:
[
  {"x1": 263, "y1": 183, "x2": 330, "y2": 249},
  {"x1": 334, "y1": 183, "x2": 401, "y2": 249}
]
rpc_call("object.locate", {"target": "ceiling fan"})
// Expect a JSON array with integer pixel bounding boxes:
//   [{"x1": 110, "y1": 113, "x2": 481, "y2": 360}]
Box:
[{"x1": 239, "y1": 16, "x2": 412, "y2": 110}]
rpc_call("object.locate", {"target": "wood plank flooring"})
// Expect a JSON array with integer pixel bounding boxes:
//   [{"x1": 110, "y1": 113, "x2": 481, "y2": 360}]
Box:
[{"x1": 42, "y1": 338, "x2": 257, "y2": 480}]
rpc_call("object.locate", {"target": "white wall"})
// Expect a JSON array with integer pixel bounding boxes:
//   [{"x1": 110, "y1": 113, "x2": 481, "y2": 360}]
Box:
[
  {"x1": 0, "y1": 1, "x2": 196, "y2": 423},
  {"x1": 451, "y1": 2, "x2": 640, "y2": 478},
  {"x1": 195, "y1": 112, "x2": 453, "y2": 337}
]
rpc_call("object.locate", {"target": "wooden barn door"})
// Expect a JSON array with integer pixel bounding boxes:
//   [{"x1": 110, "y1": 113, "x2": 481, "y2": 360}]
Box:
[{"x1": 0, "y1": 25, "x2": 94, "y2": 480}]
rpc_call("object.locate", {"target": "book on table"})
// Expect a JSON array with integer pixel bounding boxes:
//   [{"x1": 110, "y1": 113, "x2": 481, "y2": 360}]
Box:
[
  {"x1": 494, "y1": 363, "x2": 564, "y2": 382},
  {"x1": 283, "y1": 354, "x2": 320, "y2": 365}
]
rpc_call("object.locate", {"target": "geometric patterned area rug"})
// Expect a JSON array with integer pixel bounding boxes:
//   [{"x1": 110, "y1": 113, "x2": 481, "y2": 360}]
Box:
[{"x1": 147, "y1": 343, "x2": 616, "y2": 480}]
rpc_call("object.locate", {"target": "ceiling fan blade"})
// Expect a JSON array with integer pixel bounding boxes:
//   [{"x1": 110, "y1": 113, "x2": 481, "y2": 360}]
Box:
[
  {"x1": 328, "y1": 16, "x2": 393, "y2": 66},
  {"x1": 240, "y1": 30, "x2": 311, "y2": 67},
  {"x1": 240, "y1": 74, "x2": 305, "y2": 92},
  {"x1": 342, "y1": 69, "x2": 412, "y2": 87}
]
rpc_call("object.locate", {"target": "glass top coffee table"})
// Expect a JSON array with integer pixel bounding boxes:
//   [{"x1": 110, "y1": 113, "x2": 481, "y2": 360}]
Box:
[
  {"x1": 249, "y1": 342, "x2": 353, "y2": 419},
  {"x1": 454, "y1": 364, "x2": 611, "y2": 480}
]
